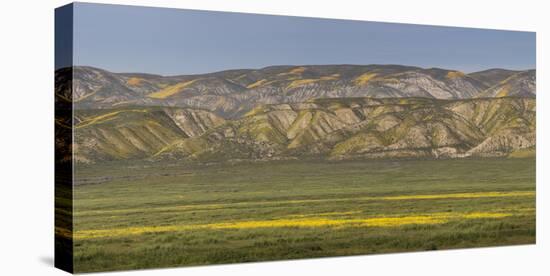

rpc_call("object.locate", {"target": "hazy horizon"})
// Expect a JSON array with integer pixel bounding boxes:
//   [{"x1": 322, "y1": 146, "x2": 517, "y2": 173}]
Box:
[
  {"x1": 62, "y1": 3, "x2": 536, "y2": 75},
  {"x1": 68, "y1": 63, "x2": 536, "y2": 77}
]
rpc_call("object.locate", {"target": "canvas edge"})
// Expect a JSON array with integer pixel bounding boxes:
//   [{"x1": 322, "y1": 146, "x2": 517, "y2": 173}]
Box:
[{"x1": 54, "y1": 3, "x2": 75, "y2": 274}]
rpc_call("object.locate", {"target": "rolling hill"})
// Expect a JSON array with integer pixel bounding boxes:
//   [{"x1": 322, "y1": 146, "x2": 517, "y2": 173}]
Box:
[
  {"x1": 60, "y1": 65, "x2": 536, "y2": 118},
  {"x1": 467, "y1": 68, "x2": 521, "y2": 87},
  {"x1": 73, "y1": 97, "x2": 535, "y2": 163},
  {"x1": 476, "y1": 70, "x2": 536, "y2": 98},
  {"x1": 58, "y1": 64, "x2": 536, "y2": 163}
]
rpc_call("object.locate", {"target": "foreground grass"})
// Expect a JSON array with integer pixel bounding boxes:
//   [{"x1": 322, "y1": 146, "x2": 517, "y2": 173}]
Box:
[{"x1": 70, "y1": 158, "x2": 535, "y2": 272}]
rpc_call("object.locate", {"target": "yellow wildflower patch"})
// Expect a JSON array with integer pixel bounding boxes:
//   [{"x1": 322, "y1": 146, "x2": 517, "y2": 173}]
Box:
[
  {"x1": 496, "y1": 85, "x2": 511, "y2": 97},
  {"x1": 126, "y1": 77, "x2": 144, "y2": 86},
  {"x1": 285, "y1": 211, "x2": 361, "y2": 218},
  {"x1": 207, "y1": 216, "x2": 447, "y2": 229},
  {"x1": 76, "y1": 109, "x2": 148, "y2": 128},
  {"x1": 277, "y1": 67, "x2": 306, "y2": 77},
  {"x1": 73, "y1": 211, "x2": 514, "y2": 240},
  {"x1": 354, "y1": 73, "x2": 378, "y2": 86},
  {"x1": 461, "y1": 212, "x2": 511, "y2": 219},
  {"x1": 148, "y1": 79, "x2": 201, "y2": 99},
  {"x1": 287, "y1": 67, "x2": 306, "y2": 74},
  {"x1": 246, "y1": 79, "x2": 268, "y2": 89},
  {"x1": 446, "y1": 71, "x2": 465, "y2": 79},
  {"x1": 287, "y1": 79, "x2": 318, "y2": 89}
]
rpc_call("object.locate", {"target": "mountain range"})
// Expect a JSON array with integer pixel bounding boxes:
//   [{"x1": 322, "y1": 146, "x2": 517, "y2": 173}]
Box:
[
  {"x1": 55, "y1": 65, "x2": 536, "y2": 163},
  {"x1": 58, "y1": 65, "x2": 535, "y2": 118}
]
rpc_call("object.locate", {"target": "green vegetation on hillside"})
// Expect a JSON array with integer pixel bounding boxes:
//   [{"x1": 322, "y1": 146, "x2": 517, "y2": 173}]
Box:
[{"x1": 74, "y1": 97, "x2": 535, "y2": 163}]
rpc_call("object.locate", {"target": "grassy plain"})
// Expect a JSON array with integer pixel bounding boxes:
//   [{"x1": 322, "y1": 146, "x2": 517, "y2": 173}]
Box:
[{"x1": 69, "y1": 158, "x2": 535, "y2": 272}]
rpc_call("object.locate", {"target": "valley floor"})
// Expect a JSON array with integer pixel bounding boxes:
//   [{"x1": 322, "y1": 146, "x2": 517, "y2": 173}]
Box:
[{"x1": 67, "y1": 158, "x2": 535, "y2": 272}]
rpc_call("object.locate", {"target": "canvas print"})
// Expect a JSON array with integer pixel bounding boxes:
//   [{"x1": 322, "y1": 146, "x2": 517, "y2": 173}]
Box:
[{"x1": 55, "y1": 3, "x2": 536, "y2": 273}]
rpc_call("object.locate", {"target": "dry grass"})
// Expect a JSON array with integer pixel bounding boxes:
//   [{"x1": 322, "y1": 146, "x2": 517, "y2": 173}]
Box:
[
  {"x1": 126, "y1": 77, "x2": 144, "y2": 86},
  {"x1": 446, "y1": 71, "x2": 466, "y2": 79}
]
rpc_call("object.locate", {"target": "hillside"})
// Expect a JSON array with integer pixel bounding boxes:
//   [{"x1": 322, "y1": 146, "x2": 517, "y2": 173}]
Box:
[
  {"x1": 73, "y1": 107, "x2": 225, "y2": 163},
  {"x1": 74, "y1": 97, "x2": 535, "y2": 163},
  {"x1": 476, "y1": 70, "x2": 536, "y2": 98},
  {"x1": 468, "y1": 69, "x2": 521, "y2": 87},
  {"x1": 60, "y1": 65, "x2": 536, "y2": 118}
]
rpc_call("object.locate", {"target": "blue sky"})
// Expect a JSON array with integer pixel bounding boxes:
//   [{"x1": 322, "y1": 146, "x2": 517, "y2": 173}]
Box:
[{"x1": 70, "y1": 3, "x2": 536, "y2": 75}]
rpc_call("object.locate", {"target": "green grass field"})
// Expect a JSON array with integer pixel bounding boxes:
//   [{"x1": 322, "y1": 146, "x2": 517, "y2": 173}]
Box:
[{"x1": 69, "y1": 158, "x2": 535, "y2": 272}]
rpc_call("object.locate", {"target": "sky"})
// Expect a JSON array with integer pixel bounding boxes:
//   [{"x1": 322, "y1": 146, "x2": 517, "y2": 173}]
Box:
[{"x1": 65, "y1": 2, "x2": 536, "y2": 76}]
